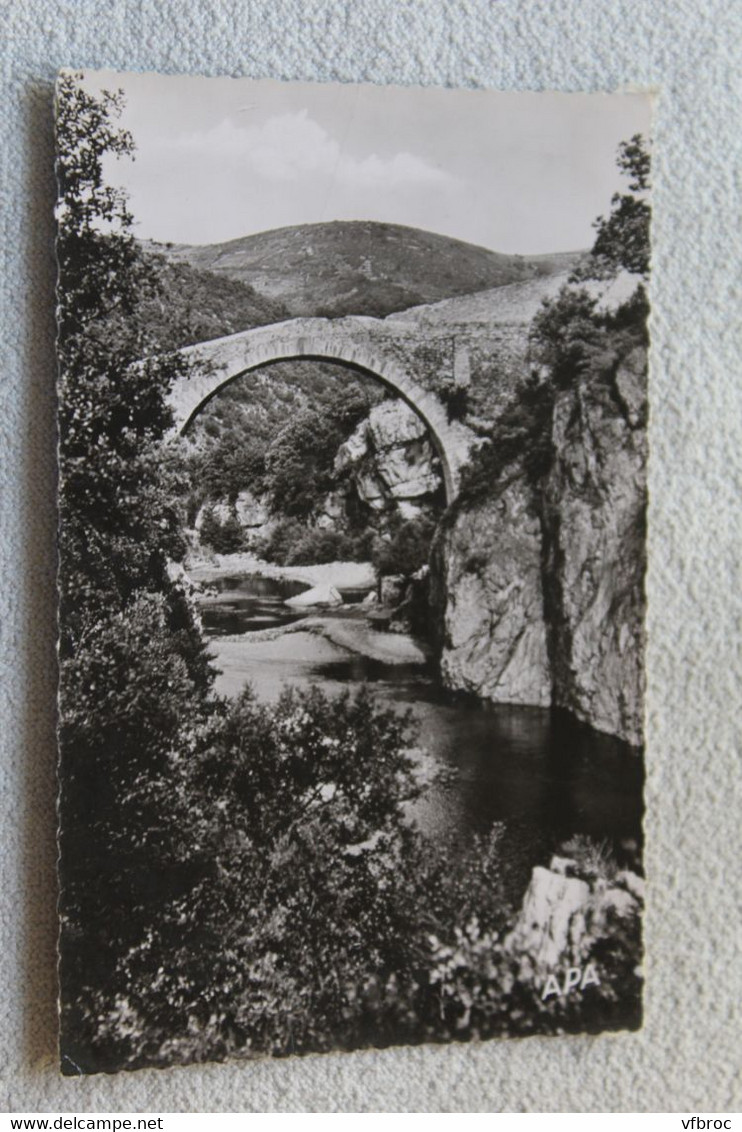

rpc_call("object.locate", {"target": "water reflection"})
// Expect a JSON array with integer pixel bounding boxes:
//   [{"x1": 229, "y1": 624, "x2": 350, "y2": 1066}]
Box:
[
  {"x1": 201, "y1": 575, "x2": 644, "y2": 867},
  {"x1": 312, "y1": 657, "x2": 643, "y2": 860}
]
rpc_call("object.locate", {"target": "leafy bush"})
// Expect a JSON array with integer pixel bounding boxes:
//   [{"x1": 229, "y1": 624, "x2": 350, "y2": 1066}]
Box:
[
  {"x1": 286, "y1": 527, "x2": 353, "y2": 566},
  {"x1": 263, "y1": 390, "x2": 370, "y2": 521},
  {"x1": 256, "y1": 518, "x2": 374, "y2": 566},
  {"x1": 372, "y1": 514, "x2": 436, "y2": 578},
  {"x1": 87, "y1": 684, "x2": 430, "y2": 1066},
  {"x1": 458, "y1": 134, "x2": 651, "y2": 512},
  {"x1": 558, "y1": 834, "x2": 620, "y2": 883},
  {"x1": 440, "y1": 384, "x2": 469, "y2": 422}
]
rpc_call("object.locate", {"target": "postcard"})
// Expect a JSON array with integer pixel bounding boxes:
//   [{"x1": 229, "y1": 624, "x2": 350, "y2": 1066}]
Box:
[{"x1": 56, "y1": 71, "x2": 650, "y2": 1074}]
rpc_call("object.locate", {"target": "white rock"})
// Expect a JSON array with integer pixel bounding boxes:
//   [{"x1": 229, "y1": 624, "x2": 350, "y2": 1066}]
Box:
[
  {"x1": 368, "y1": 400, "x2": 427, "y2": 449},
  {"x1": 387, "y1": 469, "x2": 440, "y2": 498},
  {"x1": 602, "y1": 887, "x2": 639, "y2": 919},
  {"x1": 334, "y1": 420, "x2": 369, "y2": 471},
  {"x1": 356, "y1": 470, "x2": 387, "y2": 510},
  {"x1": 285, "y1": 584, "x2": 343, "y2": 608},
  {"x1": 194, "y1": 500, "x2": 232, "y2": 530},
  {"x1": 549, "y1": 855, "x2": 578, "y2": 877},
  {"x1": 615, "y1": 870, "x2": 646, "y2": 902}
]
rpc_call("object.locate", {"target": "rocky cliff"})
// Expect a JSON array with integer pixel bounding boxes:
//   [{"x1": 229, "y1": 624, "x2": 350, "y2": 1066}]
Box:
[
  {"x1": 334, "y1": 400, "x2": 442, "y2": 521},
  {"x1": 430, "y1": 461, "x2": 551, "y2": 706},
  {"x1": 431, "y1": 346, "x2": 647, "y2": 746},
  {"x1": 542, "y1": 346, "x2": 647, "y2": 745}
]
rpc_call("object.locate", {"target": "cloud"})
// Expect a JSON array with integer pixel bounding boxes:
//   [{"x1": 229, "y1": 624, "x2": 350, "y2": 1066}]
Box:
[{"x1": 168, "y1": 110, "x2": 457, "y2": 190}]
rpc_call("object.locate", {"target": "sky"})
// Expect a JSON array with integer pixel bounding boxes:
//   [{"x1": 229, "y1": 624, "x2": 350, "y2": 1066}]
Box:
[{"x1": 81, "y1": 71, "x2": 652, "y2": 255}]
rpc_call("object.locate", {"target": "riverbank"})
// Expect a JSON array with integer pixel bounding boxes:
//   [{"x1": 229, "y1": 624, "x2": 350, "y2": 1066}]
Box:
[
  {"x1": 186, "y1": 550, "x2": 376, "y2": 592},
  {"x1": 218, "y1": 614, "x2": 429, "y2": 666}
]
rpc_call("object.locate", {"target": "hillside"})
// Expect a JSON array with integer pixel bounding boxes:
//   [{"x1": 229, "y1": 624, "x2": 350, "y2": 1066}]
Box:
[
  {"x1": 136, "y1": 252, "x2": 291, "y2": 350},
  {"x1": 146, "y1": 221, "x2": 581, "y2": 320},
  {"x1": 386, "y1": 272, "x2": 574, "y2": 328}
]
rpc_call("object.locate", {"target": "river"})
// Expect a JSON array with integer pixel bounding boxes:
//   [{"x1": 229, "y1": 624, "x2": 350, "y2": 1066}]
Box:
[{"x1": 199, "y1": 574, "x2": 644, "y2": 876}]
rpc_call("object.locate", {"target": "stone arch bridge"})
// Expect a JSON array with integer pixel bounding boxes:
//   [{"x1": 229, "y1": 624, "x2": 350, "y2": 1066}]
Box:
[{"x1": 168, "y1": 315, "x2": 496, "y2": 502}]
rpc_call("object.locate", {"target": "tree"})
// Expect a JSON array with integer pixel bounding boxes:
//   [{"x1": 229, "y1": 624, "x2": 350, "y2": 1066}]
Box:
[
  {"x1": 589, "y1": 134, "x2": 651, "y2": 279},
  {"x1": 372, "y1": 513, "x2": 436, "y2": 577},
  {"x1": 55, "y1": 74, "x2": 215, "y2": 1071},
  {"x1": 87, "y1": 685, "x2": 433, "y2": 1066},
  {"x1": 529, "y1": 134, "x2": 651, "y2": 388},
  {"x1": 568, "y1": 133, "x2": 651, "y2": 283}
]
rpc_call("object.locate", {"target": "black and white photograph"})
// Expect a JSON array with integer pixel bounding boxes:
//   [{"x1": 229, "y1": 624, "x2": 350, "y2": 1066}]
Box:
[{"x1": 56, "y1": 71, "x2": 651, "y2": 1075}]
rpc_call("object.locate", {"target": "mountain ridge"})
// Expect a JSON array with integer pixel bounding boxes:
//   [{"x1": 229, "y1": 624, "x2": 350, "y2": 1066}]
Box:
[{"x1": 143, "y1": 220, "x2": 582, "y2": 321}]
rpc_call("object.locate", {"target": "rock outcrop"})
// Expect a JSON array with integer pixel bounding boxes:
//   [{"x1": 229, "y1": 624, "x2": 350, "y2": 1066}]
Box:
[
  {"x1": 335, "y1": 400, "x2": 442, "y2": 518},
  {"x1": 195, "y1": 490, "x2": 275, "y2": 542},
  {"x1": 430, "y1": 463, "x2": 551, "y2": 707},
  {"x1": 506, "y1": 854, "x2": 643, "y2": 971},
  {"x1": 541, "y1": 346, "x2": 647, "y2": 746},
  {"x1": 431, "y1": 346, "x2": 647, "y2": 746},
  {"x1": 234, "y1": 490, "x2": 270, "y2": 530}
]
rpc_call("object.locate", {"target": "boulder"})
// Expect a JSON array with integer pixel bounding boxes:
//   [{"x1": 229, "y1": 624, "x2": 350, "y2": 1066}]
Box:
[
  {"x1": 356, "y1": 470, "x2": 387, "y2": 511},
  {"x1": 397, "y1": 500, "x2": 425, "y2": 521},
  {"x1": 381, "y1": 444, "x2": 440, "y2": 498},
  {"x1": 507, "y1": 856, "x2": 642, "y2": 972},
  {"x1": 285, "y1": 584, "x2": 343, "y2": 609},
  {"x1": 194, "y1": 499, "x2": 232, "y2": 530},
  {"x1": 234, "y1": 490, "x2": 270, "y2": 529}
]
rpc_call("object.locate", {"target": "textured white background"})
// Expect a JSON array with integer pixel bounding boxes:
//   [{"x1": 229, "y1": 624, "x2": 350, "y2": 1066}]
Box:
[{"x1": 1, "y1": 0, "x2": 740, "y2": 1113}]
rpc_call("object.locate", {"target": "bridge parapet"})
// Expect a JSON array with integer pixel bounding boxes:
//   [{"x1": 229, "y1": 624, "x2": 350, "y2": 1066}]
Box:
[{"x1": 169, "y1": 316, "x2": 485, "y2": 501}]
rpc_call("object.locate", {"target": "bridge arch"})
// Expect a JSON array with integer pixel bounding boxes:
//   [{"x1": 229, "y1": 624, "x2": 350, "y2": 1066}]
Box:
[{"x1": 168, "y1": 319, "x2": 471, "y2": 502}]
